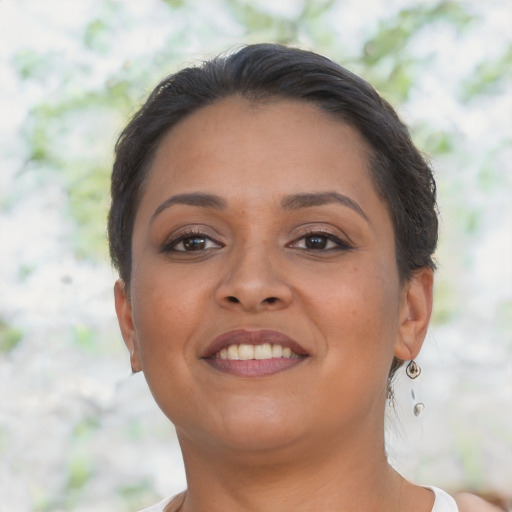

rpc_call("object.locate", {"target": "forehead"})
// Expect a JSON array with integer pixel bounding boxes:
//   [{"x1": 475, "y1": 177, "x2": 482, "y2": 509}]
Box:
[{"x1": 143, "y1": 97, "x2": 374, "y2": 198}]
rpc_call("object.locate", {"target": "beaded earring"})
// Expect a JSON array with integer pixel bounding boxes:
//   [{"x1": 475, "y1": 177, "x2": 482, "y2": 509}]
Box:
[{"x1": 406, "y1": 360, "x2": 425, "y2": 416}]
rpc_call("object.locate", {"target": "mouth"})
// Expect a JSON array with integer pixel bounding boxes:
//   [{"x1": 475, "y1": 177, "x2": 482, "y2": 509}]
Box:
[{"x1": 202, "y1": 329, "x2": 308, "y2": 377}]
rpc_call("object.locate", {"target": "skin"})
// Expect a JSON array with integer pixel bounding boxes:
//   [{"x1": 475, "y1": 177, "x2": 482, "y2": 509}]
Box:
[
  {"x1": 455, "y1": 493, "x2": 506, "y2": 511},
  {"x1": 115, "y1": 97, "x2": 438, "y2": 511}
]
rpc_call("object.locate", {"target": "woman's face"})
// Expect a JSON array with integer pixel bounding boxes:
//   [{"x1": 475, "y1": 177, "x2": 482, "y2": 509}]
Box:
[{"x1": 115, "y1": 97, "x2": 432, "y2": 456}]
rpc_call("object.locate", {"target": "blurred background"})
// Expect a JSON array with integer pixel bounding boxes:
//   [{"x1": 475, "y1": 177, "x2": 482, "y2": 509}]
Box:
[{"x1": 0, "y1": 0, "x2": 511, "y2": 510}]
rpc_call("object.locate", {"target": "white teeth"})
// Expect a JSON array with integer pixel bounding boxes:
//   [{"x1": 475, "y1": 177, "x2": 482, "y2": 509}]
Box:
[
  {"x1": 227, "y1": 344, "x2": 239, "y2": 360},
  {"x1": 254, "y1": 343, "x2": 272, "y2": 360},
  {"x1": 216, "y1": 343, "x2": 300, "y2": 361},
  {"x1": 271, "y1": 344, "x2": 283, "y2": 358},
  {"x1": 238, "y1": 344, "x2": 254, "y2": 360}
]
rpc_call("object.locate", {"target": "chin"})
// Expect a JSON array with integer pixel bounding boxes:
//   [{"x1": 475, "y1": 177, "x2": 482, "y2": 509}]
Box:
[
  {"x1": 177, "y1": 400, "x2": 309, "y2": 456},
  {"x1": 225, "y1": 419, "x2": 304, "y2": 453}
]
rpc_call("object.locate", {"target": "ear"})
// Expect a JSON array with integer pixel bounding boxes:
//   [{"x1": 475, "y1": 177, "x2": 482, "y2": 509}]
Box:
[
  {"x1": 114, "y1": 279, "x2": 142, "y2": 373},
  {"x1": 394, "y1": 267, "x2": 434, "y2": 361}
]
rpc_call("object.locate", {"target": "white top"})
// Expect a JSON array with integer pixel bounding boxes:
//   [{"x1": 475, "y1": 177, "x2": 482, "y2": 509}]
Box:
[
  {"x1": 137, "y1": 495, "x2": 177, "y2": 512},
  {"x1": 138, "y1": 486, "x2": 459, "y2": 512},
  {"x1": 429, "y1": 486, "x2": 459, "y2": 512}
]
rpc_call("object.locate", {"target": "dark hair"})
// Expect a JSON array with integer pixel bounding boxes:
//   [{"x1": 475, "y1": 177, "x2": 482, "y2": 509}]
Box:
[{"x1": 108, "y1": 44, "x2": 438, "y2": 380}]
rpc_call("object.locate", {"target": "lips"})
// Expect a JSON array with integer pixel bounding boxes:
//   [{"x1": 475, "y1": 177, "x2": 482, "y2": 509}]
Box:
[
  {"x1": 203, "y1": 329, "x2": 308, "y2": 358},
  {"x1": 202, "y1": 329, "x2": 309, "y2": 377}
]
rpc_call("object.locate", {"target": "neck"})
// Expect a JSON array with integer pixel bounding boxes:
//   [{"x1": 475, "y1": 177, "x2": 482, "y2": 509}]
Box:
[{"x1": 175, "y1": 419, "x2": 410, "y2": 512}]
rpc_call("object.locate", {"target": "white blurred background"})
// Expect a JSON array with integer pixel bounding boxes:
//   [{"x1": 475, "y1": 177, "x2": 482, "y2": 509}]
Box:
[{"x1": 0, "y1": 1, "x2": 511, "y2": 510}]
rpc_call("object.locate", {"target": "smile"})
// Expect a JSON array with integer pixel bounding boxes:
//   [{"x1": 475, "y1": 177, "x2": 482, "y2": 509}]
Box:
[{"x1": 203, "y1": 329, "x2": 308, "y2": 377}]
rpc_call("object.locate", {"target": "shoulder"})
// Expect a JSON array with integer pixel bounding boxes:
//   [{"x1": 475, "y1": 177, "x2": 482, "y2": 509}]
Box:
[{"x1": 455, "y1": 492, "x2": 505, "y2": 512}]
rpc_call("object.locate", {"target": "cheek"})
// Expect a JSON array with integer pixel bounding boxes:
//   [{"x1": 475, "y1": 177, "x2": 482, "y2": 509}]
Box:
[
  {"x1": 282, "y1": 265, "x2": 401, "y2": 431},
  {"x1": 130, "y1": 266, "x2": 205, "y2": 360},
  {"x1": 303, "y1": 263, "x2": 400, "y2": 359},
  {"x1": 129, "y1": 270, "x2": 203, "y2": 415}
]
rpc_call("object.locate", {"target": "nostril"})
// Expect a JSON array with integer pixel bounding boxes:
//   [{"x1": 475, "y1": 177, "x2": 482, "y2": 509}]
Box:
[{"x1": 227, "y1": 296, "x2": 240, "y2": 304}]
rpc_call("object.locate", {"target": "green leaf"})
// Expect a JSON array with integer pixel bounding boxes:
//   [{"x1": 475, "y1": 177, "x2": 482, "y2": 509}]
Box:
[
  {"x1": 67, "y1": 452, "x2": 93, "y2": 490},
  {"x1": 84, "y1": 19, "x2": 109, "y2": 51},
  {"x1": 73, "y1": 324, "x2": 100, "y2": 352},
  {"x1": 12, "y1": 50, "x2": 57, "y2": 81},
  {"x1": 461, "y1": 45, "x2": 512, "y2": 101},
  {"x1": 73, "y1": 417, "x2": 101, "y2": 440},
  {"x1": 0, "y1": 320, "x2": 23, "y2": 352},
  {"x1": 162, "y1": 0, "x2": 186, "y2": 8}
]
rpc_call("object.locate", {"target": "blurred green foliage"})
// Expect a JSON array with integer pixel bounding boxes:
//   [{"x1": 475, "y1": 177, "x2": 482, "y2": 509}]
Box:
[
  {"x1": 430, "y1": 280, "x2": 458, "y2": 325},
  {"x1": 0, "y1": 319, "x2": 23, "y2": 352},
  {"x1": 117, "y1": 481, "x2": 156, "y2": 510},
  {"x1": 73, "y1": 417, "x2": 102, "y2": 439},
  {"x1": 461, "y1": 44, "x2": 512, "y2": 101},
  {"x1": 361, "y1": 1, "x2": 474, "y2": 102},
  {"x1": 67, "y1": 451, "x2": 94, "y2": 491}
]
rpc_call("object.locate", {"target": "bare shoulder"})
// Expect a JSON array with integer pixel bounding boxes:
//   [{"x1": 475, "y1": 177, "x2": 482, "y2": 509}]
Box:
[{"x1": 455, "y1": 492, "x2": 505, "y2": 512}]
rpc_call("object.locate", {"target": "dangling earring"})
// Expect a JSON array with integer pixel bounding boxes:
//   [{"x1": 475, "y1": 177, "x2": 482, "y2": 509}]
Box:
[
  {"x1": 406, "y1": 360, "x2": 425, "y2": 416},
  {"x1": 406, "y1": 360, "x2": 421, "y2": 379}
]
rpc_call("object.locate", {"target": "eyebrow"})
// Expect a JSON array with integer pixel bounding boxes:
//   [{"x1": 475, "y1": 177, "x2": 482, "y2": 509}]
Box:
[
  {"x1": 151, "y1": 192, "x2": 227, "y2": 221},
  {"x1": 281, "y1": 192, "x2": 369, "y2": 222},
  {"x1": 151, "y1": 190, "x2": 369, "y2": 223}
]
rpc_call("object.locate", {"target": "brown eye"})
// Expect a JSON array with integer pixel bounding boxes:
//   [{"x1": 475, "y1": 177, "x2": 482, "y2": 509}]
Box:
[
  {"x1": 162, "y1": 233, "x2": 222, "y2": 253},
  {"x1": 182, "y1": 236, "x2": 208, "y2": 251},
  {"x1": 305, "y1": 235, "x2": 329, "y2": 249},
  {"x1": 288, "y1": 231, "x2": 352, "y2": 251}
]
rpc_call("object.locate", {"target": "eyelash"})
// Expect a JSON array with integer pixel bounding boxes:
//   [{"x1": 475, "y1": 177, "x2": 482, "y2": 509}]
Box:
[
  {"x1": 288, "y1": 229, "x2": 353, "y2": 252},
  {"x1": 160, "y1": 230, "x2": 223, "y2": 253},
  {"x1": 161, "y1": 228, "x2": 352, "y2": 254}
]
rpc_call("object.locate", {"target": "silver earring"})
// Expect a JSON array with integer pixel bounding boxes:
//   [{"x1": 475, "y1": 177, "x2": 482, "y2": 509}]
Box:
[
  {"x1": 406, "y1": 360, "x2": 421, "y2": 379},
  {"x1": 406, "y1": 360, "x2": 425, "y2": 416}
]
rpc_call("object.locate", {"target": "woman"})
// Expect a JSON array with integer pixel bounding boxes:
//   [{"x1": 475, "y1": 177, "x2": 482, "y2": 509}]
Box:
[{"x1": 108, "y1": 44, "x2": 501, "y2": 512}]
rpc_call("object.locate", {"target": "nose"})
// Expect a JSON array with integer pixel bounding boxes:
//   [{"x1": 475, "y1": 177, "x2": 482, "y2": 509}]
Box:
[{"x1": 214, "y1": 246, "x2": 293, "y2": 312}]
